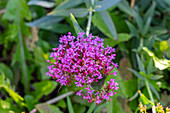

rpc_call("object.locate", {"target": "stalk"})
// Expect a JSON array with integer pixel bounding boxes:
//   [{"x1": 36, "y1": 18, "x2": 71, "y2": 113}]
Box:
[
  {"x1": 86, "y1": 0, "x2": 94, "y2": 36},
  {"x1": 145, "y1": 80, "x2": 156, "y2": 113}
]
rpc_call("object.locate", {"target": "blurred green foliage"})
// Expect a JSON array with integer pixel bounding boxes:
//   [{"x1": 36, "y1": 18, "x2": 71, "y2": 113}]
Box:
[{"x1": 0, "y1": 0, "x2": 170, "y2": 113}]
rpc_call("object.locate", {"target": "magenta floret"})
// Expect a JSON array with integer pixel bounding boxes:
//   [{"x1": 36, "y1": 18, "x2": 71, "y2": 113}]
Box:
[{"x1": 46, "y1": 32, "x2": 119, "y2": 104}]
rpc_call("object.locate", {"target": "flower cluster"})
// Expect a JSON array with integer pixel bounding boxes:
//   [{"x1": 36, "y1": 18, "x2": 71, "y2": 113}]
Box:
[
  {"x1": 46, "y1": 32, "x2": 119, "y2": 104},
  {"x1": 139, "y1": 102, "x2": 147, "y2": 113}
]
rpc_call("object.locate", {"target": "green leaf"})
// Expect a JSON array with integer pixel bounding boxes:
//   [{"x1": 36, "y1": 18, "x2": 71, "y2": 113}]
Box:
[
  {"x1": 0, "y1": 63, "x2": 13, "y2": 81},
  {"x1": 24, "y1": 95, "x2": 34, "y2": 111},
  {"x1": 54, "y1": 0, "x2": 84, "y2": 10},
  {"x1": 103, "y1": 33, "x2": 131, "y2": 47},
  {"x1": 95, "y1": 0, "x2": 120, "y2": 11},
  {"x1": 149, "y1": 75, "x2": 163, "y2": 80},
  {"x1": 149, "y1": 83, "x2": 160, "y2": 99},
  {"x1": 27, "y1": 16, "x2": 63, "y2": 27},
  {"x1": 0, "y1": 74, "x2": 25, "y2": 107},
  {"x1": 32, "y1": 81, "x2": 57, "y2": 102},
  {"x1": 70, "y1": 13, "x2": 84, "y2": 35},
  {"x1": 142, "y1": 17, "x2": 152, "y2": 35},
  {"x1": 138, "y1": 90, "x2": 154, "y2": 105},
  {"x1": 117, "y1": 0, "x2": 134, "y2": 16},
  {"x1": 136, "y1": 54, "x2": 146, "y2": 74},
  {"x1": 129, "y1": 91, "x2": 139, "y2": 101},
  {"x1": 73, "y1": 104, "x2": 86, "y2": 113},
  {"x1": 94, "y1": 103, "x2": 109, "y2": 113},
  {"x1": 134, "y1": 11, "x2": 143, "y2": 32},
  {"x1": 126, "y1": 21, "x2": 139, "y2": 38},
  {"x1": 106, "y1": 96, "x2": 125, "y2": 113},
  {"x1": 144, "y1": 1, "x2": 156, "y2": 22},
  {"x1": 87, "y1": 102, "x2": 96, "y2": 113},
  {"x1": 67, "y1": 95, "x2": 74, "y2": 113},
  {"x1": 3, "y1": 0, "x2": 31, "y2": 21},
  {"x1": 92, "y1": 12, "x2": 112, "y2": 38},
  {"x1": 36, "y1": 103, "x2": 63, "y2": 113},
  {"x1": 28, "y1": 1, "x2": 55, "y2": 8},
  {"x1": 128, "y1": 68, "x2": 144, "y2": 80},
  {"x1": 143, "y1": 47, "x2": 170, "y2": 70},
  {"x1": 99, "y1": 11, "x2": 118, "y2": 40},
  {"x1": 27, "y1": 16, "x2": 69, "y2": 33},
  {"x1": 147, "y1": 59, "x2": 154, "y2": 75},
  {"x1": 49, "y1": 8, "x2": 88, "y2": 18},
  {"x1": 56, "y1": 100, "x2": 66, "y2": 109}
]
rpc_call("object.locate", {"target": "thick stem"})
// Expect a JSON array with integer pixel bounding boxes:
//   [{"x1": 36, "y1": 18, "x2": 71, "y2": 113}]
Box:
[
  {"x1": 86, "y1": 7, "x2": 93, "y2": 36},
  {"x1": 145, "y1": 80, "x2": 156, "y2": 113}
]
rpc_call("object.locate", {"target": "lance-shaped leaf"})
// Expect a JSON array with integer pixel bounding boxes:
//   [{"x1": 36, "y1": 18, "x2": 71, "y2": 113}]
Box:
[
  {"x1": 149, "y1": 83, "x2": 160, "y2": 99},
  {"x1": 99, "y1": 10, "x2": 118, "y2": 40},
  {"x1": 134, "y1": 11, "x2": 143, "y2": 32},
  {"x1": 128, "y1": 68, "x2": 144, "y2": 80},
  {"x1": 138, "y1": 90, "x2": 154, "y2": 106},
  {"x1": 149, "y1": 75, "x2": 163, "y2": 80},
  {"x1": 54, "y1": 0, "x2": 84, "y2": 10},
  {"x1": 67, "y1": 94, "x2": 74, "y2": 113},
  {"x1": 117, "y1": 0, "x2": 134, "y2": 16},
  {"x1": 136, "y1": 54, "x2": 146, "y2": 74},
  {"x1": 28, "y1": 1, "x2": 55, "y2": 8},
  {"x1": 87, "y1": 102, "x2": 96, "y2": 113},
  {"x1": 48, "y1": 8, "x2": 88, "y2": 18},
  {"x1": 142, "y1": 17, "x2": 152, "y2": 35},
  {"x1": 126, "y1": 21, "x2": 139, "y2": 38},
  {"x1": 26, "y1": 16, "x2": 70, "y2": 33},
  {"x1": 95, "y1": 0, "x2": 120, "y2": 11},
  {"x1": 70, "y1": 13, "x2": 84, "y2": 35},
  {"x1": 144, "y1": 1, "x2": 156, "y2": 22}
]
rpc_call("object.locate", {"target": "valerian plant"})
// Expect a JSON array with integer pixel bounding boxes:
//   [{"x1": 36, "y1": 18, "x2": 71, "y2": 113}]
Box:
[{"x1": 46, "y1": 32, "x2": 119, "y2": 104}]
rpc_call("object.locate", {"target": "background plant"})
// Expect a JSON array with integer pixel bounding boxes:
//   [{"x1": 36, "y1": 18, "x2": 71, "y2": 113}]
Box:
[{"x1": 0, "y1": 0, "x2": 169, "y2": 113}]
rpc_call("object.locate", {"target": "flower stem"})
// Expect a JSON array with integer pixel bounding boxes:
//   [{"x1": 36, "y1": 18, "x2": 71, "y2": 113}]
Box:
[
  {"x1": 145, "y1": 80, "x2": 156, "y2": 113},
  {"x1": 86, "y1": 6, "x2": 93, "y2": 36}
]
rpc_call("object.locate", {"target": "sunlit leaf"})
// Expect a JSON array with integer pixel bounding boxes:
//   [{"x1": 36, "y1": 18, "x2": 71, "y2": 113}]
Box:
[
  {"x1": 138, "y1": 90, "x2": 154, "y2": 105},
  {"x1": 160, "y1": 41, "x2": 168, "y2": 51},
  {"x1": 143, "y1": 47, "x2": 170, "y2": 70},
  {"x1": 0, "y1": 74, "x2": 25, "y2": 107},
  {"x1": 28, "y1": 1, "x2": 55, "y2": 8},
  {"x1": 70, "y1": 13, "x2": 84, "y2": 35}
]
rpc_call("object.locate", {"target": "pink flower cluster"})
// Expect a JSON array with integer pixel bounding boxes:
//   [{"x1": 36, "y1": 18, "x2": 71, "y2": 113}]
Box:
[{"x1": 46, "y1": 32, "x2": 119, "y2": 104}]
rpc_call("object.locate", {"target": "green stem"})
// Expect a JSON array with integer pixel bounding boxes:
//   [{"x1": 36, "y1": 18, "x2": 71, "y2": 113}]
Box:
[
  {"x1": 145, "y1": 80, "x2": 156, "y2": 113},
  {"x1": 86, "y1": 6, "x2": 93, "y2": 36},
  {"x1": 18, "y1": 18, "x2": 29, "y2": 93}
]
